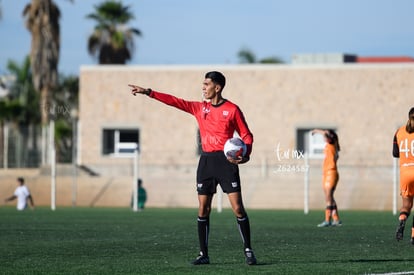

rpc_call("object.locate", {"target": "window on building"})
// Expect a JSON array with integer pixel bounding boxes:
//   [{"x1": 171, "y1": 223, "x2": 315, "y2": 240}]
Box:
[
  {"x1": 296, "y1": 128, "x2": 335, "y2": 159},
  {"x1": 102, "y1": 128, "x2": 139, "y2": 157}
]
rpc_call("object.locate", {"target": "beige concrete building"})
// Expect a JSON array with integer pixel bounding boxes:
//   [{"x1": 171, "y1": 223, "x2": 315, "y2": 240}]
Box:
[
  {"x1": 3, "y1": 63, "x2": 411, "y2": 211},
  {"x1": 68, "y1": 64, "x2": 412, "y2": 211}
]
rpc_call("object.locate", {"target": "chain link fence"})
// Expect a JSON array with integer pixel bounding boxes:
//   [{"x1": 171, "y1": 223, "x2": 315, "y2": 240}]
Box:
[{"x1": 0, "y1": 123, "x2": 73, "y2": 168}]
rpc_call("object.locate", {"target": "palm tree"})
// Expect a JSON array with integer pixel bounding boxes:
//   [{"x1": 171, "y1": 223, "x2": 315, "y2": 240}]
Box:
[
  {"x1": 23, "y1": 0, "x2": 60, "y2": 165},
  {"x1": 87, "y1": 0, "x2": 141, "y2": 64},
  {"x1": 6, "y1": 57, "x2": 40, "y2": 126},
  {"x1": 0, "y1": 56, "x2": 41, "y2": 167},
  {"x1": 52, "y1": 74, "x2": 79, "y2": 163},
  {"x1": 238, "y1": 48, "x2": 257, "y2": 64},
  {"x1": 238, "y1": 47, "x2": 284, "y2": 64},
  {"x1": 23, "y1": 0, "x2": 60, "y2": 126}
]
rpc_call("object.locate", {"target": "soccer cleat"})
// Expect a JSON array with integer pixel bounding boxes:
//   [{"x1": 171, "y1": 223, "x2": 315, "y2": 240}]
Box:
[
  {"x1": 395, "y1": 219, "x2": 406, "y2": 241},
  {"x1": 317, "y1": 221, "x2": 331, "y2": 227},
  {"x1": 191, "y1": 253, "x2": 210, "y2": 265},
  {"x1": 331, "y1": 220, "x2": 342, "y2": 227},
  {"x1": 244, "y1": 248, "x2": 257, "y2": 265}
]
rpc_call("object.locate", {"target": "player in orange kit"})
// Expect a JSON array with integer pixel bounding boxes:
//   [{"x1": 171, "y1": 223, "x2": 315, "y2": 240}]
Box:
[
  {"x1": 393, "y1": 107, "x2": 414, "y2": 244},
  {"x1": 312, "y1": 129, "x2": 342, "y2": 227}
]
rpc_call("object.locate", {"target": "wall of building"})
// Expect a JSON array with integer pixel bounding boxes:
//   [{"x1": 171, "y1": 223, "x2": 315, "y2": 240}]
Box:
[
  {"x1": 67, "y1": 63, "x2": 414, "y2": 210},
  {"x1": 0, "y1": 164, "x2": 398, "y2": 211}
]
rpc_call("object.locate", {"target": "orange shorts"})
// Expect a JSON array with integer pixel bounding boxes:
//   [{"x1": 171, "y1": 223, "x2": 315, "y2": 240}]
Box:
[
  {"x1": 323, "y1": 169, "x2": 339, "y2": 190},
  {"x1": 400, "y1": 168, "x2": 414, "y2": 198}
]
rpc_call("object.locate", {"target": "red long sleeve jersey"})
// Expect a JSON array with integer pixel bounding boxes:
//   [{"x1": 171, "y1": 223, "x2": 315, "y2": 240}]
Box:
[{"x1": 149, "y1": 91, "x2": 253, "y2": 155}]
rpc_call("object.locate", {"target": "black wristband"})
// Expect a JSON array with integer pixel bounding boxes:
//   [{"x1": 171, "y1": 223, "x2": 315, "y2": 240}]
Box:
[{"x1": 145, "y1": 88, "x2": 152, "y2": 96}]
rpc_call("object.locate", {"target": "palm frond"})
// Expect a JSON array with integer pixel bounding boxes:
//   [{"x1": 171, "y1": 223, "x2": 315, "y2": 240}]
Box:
[{"x1": 86, "y1": 0, "x2": 141, "y2": 64}]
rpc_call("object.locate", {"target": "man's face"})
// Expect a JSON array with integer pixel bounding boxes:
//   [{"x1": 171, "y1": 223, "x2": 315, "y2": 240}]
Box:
[{"x1": 202, "y1": 78, "x2": 220, "y2": 100}]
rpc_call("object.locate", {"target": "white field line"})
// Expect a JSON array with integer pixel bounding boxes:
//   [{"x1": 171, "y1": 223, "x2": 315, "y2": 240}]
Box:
[{"x1": 365, "y1": 271, "x2": 414, "y2": 275}]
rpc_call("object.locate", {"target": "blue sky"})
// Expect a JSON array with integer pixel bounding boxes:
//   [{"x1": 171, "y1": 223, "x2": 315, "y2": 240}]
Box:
[{"x1": 1, "y1": 0, "x2": 414, "y2": 75}]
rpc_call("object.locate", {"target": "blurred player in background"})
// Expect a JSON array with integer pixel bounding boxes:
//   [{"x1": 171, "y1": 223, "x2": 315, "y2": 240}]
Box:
[
  {"x1": 4, "y1": 177, "x2": 35, "y2": 210},
  {"x1": 131, "y1": 178, "x2": 147, "y2": 210},
  {"x1": 393, "y1": 107, "x2": 414, "y2": 244},
  {"x1": 128, "y1": 71, "x2": 257, "y2": 265},
  {"x1": 312, "y1": 129, "x2": 342, "y2": 227}
]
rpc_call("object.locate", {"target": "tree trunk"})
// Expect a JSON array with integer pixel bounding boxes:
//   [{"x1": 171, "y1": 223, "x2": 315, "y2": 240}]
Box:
[
  {"x1": 40, "y1": 86, "x2": 50, "y2": 125},
  {"x1": 40, "y1": 86, "x2": 50, "y2": 165}
]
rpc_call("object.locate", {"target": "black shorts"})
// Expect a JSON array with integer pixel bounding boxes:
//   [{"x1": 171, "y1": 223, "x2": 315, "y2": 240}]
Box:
[{"x1": 196, "y1": 151, "x2": 241, "y2": 195}]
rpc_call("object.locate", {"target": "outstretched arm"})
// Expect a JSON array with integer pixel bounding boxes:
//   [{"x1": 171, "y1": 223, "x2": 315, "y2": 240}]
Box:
[
  {"x1": 4, "y1": 195, "x2": 16, "y2": 203},
  {"x1": 128, "y1": 84, "x2": 199, "y2": 115},
  {"x1": 311, "y1": 129, "x2": 327, "y2": 136},
  {"x1": 128, "y1": 84, "x2": 152, "y2": 96}
]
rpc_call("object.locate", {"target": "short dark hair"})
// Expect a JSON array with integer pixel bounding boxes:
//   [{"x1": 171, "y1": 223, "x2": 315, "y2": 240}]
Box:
[
  {"x1": 205, "y1": 71, "x2": 226, "y2": 89},
  {"x1": 409, "y1": 107, "x2": 414, "y2": 117},
  {"x1": 325, "y1": 130, "x2": 340, "y2": 151},
  {"x1": 17, "y1": 177, "x2": 24, "y2": 184},
  {"x1": 406, "y1": 107, "x2": 414, "y2": 133}
]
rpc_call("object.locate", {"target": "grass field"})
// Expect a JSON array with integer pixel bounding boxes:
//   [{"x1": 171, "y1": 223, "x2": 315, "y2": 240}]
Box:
[{"x1": 1, "y1": 207, "x2": 414, "y2": 275}]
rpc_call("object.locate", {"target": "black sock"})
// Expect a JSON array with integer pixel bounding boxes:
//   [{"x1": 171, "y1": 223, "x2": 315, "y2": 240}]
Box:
[
  {"x1": 197, "y1": 216, "x2": 209, "y2": 256},
  {"x1": 237, "y1": 216, "x2": 252, "y2": 250}
]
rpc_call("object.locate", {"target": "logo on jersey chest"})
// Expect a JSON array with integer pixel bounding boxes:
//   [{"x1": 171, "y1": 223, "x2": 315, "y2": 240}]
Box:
[
  {"x1": 202, "y1": 106, "x2": 210, "y2": 114},
  {"x1": 202, "y1": 106, "x2": 210, "y2": 119},
  {"x1": 222, "y1": 110, "x2": 229, "y2": 119}
]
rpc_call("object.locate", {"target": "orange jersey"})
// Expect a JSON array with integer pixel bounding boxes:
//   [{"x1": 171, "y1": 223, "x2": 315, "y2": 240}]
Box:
[
  {"x1": 394, "y1": 126, "x2": 414, "y2": 169},
  {"x1": 323, "y1": 143, "x2": 338, "y2": 172},
  {"x1": 393, "y1": 126, "x2": 414, "y2": 197},
  {"x1": 322, "y1": 143, "x2": 339, "y2": 189}
]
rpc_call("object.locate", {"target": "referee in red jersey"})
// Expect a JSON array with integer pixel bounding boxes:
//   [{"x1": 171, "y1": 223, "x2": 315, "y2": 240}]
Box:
[{"x1": 129, "y1": 71, "x2": 257, "y2": 265}]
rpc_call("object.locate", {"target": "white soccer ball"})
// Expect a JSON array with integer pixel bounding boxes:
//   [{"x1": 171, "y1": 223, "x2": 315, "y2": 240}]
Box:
[{"x1": 224, "y1": 137, "x2": 247, "y2": 159}]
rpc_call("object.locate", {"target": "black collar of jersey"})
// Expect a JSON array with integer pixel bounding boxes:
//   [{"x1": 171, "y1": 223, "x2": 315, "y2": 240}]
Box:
[{"x1": 211, "y1": 99, "x2": 227, "y2": 108}]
